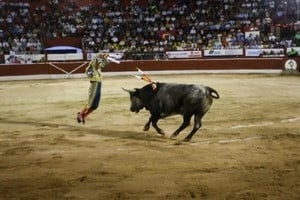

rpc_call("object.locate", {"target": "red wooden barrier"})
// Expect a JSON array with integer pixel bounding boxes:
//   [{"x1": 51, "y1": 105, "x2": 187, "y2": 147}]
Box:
[{"x1": 0, "y1": 58, "x2": 288, "y2": 77}]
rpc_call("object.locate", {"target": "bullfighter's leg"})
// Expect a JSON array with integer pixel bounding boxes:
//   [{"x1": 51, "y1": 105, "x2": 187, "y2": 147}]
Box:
[
  {"x1": 171, "y1": 114, "x2": 192, "y2": 138},
  {"x1": 183, "y1": 114, "x2": 202, "y2": 142},
  {"x1": 151, "y1": 116, "x2": 165, "y2": 135},
  {"x1": 143, "y1": 116, "x2": 151, "y2": 131}
]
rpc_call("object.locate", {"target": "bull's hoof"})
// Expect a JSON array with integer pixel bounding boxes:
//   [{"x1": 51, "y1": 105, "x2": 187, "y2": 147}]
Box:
[
  {"x1": 158, "y1": 131, "x2": 165, "y2": 136},
  {"x1": 157, "y1": 129, "x2": 165, "y2": 136},
  {"x1": 143, "y1": 126, "x2": 150, "y2": 131},
  {"x1": 153, "y1": 127, "x2": 165, "y2": 135},
  {"x1": 183, "y1": 137, "x2": 191, "y2": 142},
  {"x1": 170, "y1": 134, "x2": 178, "y2": 138}
]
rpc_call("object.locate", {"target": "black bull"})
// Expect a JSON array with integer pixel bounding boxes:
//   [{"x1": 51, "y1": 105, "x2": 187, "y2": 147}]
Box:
[{"x1": 123, "y1": 82, "x2": 220, "y2": 142}]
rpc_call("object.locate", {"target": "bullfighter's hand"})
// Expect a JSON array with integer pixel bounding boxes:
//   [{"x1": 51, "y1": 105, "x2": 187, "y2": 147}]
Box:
[{"x1": 99, "y1": 53, "x2": 109, "y2": 59}]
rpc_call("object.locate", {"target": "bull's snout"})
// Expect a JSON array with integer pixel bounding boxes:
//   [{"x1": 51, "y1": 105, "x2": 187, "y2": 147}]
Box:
[{"x1": 130, "y1": 107, "x2": 140, "y2": 113}]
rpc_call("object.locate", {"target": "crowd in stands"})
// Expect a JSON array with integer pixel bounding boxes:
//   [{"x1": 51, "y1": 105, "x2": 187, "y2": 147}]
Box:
[{"x1": 0, "y1": 0, "x2": 300, "y2": 59}]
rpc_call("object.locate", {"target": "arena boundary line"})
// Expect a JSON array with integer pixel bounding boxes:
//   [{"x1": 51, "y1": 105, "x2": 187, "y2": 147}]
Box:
[{"x1": 0, "y1": 69, "x2": 283, "y2": 82}]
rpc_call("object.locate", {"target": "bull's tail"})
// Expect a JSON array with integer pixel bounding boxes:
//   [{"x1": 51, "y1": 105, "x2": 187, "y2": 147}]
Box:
[{"x1": 206, "y1": 87, "x2": 220, "y2": 99}]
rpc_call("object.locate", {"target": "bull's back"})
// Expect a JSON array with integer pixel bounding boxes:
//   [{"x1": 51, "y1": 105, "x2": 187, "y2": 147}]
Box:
[{"x1": 155, "y1": 83, "x2": 210, "y2": 114}]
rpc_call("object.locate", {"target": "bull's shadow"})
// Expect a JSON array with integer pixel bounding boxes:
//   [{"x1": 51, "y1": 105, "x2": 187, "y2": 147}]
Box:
[
  {"x1": 0, "y1": 119, "x2": 168, "y2": 142},
  {"x1": 75, "y1": 126, "x2": 168, "y2": 142}
]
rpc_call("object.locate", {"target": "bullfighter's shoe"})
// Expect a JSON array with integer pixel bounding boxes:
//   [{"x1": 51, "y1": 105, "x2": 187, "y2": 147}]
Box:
[
  {"x1": 82, "y1": 113, "x2": 85, "y2": 124},
  {"x1": 77, "y1": 112, "x2": 82, "y2": 123}
]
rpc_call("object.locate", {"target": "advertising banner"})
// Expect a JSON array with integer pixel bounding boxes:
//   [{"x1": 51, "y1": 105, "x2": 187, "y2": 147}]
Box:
[
  {"x1": 166, "y1": 51, "x2": 202, "y2": 59},
  {"x1": 203, "y1": 49, "x2": 243, "y2": 57},
  {"x1": 245, "y1": 48, "x2": 285, "y2": 57}
]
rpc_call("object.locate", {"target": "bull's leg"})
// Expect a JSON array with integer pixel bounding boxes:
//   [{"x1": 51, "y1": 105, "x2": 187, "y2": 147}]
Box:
[
  {"x1": 183, "y1": 114, "x2": 202, "y2": 142},
  {"x1": 151, "y1": 116, "x2": 165, "y2": 135},
  {"x1": 171, "y1": 114, "x2": 192, "y2": 138},
  {"x1": 143, "y1": 116, "x2": 152, "y2": 131}
]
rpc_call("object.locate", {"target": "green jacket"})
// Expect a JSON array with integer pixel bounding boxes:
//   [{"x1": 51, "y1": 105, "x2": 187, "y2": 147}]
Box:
[{"x1": 85, "y1": 54, "x2": 109, "y2": 82}]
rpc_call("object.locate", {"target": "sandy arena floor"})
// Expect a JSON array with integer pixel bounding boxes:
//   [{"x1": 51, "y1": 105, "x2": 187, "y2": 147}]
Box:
[{"x1": 0, "y1": 73, "x2": 299, "y2": 200}]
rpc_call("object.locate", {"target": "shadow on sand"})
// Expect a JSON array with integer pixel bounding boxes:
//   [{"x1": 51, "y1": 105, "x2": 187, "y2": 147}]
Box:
[{"x1": 0, "y1": 118, "x2": 169, "y2": 143}]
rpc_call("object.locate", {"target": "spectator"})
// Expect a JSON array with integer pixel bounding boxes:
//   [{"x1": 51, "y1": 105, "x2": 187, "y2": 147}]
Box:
[
  {"x1": 0, "y1": 0, "x2": 300, "y2": 57},
  {"x1": 295, "y1": 31, "x2": 300, "y2": 46},
  {"x1": 0, "y1": 50, "x2": 4, "y2": 64}
]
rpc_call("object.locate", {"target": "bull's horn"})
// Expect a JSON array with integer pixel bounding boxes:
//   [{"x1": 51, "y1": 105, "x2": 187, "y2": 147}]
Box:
[{"x1": 121, "y1": 87, "x2": 135, "y2": 93}]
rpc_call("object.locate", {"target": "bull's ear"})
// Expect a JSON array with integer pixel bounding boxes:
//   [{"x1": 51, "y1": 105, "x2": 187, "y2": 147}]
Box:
[{"x1": 121, "y1": 87, "x2": 135, "y2": 93}]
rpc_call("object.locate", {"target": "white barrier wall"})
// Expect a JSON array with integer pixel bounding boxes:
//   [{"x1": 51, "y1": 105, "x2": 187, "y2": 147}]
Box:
[{"x1": 4, "y1": 52, "x2": 124, "y2": 63}]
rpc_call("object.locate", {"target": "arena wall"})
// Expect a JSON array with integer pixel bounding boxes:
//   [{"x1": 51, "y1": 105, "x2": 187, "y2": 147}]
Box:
[{"x1": 0, "y1": 57, "x2": 299, "y2": 80}]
